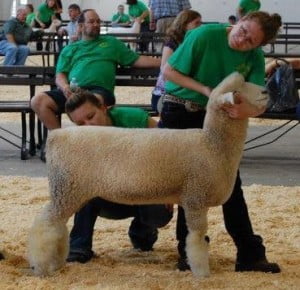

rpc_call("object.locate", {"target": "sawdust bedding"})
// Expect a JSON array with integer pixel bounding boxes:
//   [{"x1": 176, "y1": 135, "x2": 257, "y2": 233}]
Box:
[
  {"x1": 0, "y1": 56, "x2": 299, "y2": 289},
  {"x1": 0, "y1": 176, "x2": 299, "y2": 289}
]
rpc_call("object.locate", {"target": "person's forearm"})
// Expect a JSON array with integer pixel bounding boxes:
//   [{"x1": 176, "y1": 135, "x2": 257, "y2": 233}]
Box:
[
  {"x1": 139, "y1": 10, "x2": 149, "y2": 21},
  {"x1": 56, "y1": 73, "x2": 72, "y2": 98},
  {"x1": 35, "y1": 14, "x2": 45, "y2": 27},
  {"x1": 6, "y1": 34, "x2": 16, "y2": 44},
  {"x1": 133, "y1": 55, "x2": 161, "y2": 67},
  {"x1": 164, "y1": 64, "x2": 211, "y2": 97}
]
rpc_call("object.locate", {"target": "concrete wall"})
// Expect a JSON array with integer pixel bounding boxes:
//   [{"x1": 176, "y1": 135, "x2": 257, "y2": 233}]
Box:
[
  {"x1": 5, "y1": 0, "x2": 299, "y2": 23},
  {"x1": 92, "y1": 0, "x2": 299, "y2": 22}
]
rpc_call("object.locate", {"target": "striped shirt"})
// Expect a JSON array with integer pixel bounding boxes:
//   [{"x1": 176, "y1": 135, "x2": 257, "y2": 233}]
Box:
[{"x1": 148, "y1": 0, "x2": 191, "y2": 20}]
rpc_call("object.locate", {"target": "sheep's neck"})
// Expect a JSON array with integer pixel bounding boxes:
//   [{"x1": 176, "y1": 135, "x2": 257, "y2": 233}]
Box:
[{"x1": 203, "y1": 107, "x2": 248, "y2": 169}]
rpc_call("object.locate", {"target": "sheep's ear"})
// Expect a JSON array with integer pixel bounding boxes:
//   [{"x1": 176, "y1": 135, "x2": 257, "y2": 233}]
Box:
[
  {"x1": 221, "y1": 92, "x2": 235, "y2": 105},
  {"x1": 210, "y1": 72, "x2": 244, "y2": 98}
]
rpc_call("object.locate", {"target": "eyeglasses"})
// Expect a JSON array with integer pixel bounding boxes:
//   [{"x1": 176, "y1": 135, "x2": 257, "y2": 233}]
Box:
[{"x1": 238, "y1": 25, "x2": 253, "y2": 44}]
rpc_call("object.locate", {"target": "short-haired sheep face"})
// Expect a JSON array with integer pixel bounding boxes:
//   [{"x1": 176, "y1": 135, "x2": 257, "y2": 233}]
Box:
[{"x1": 28, "y1": 72, "x2": 268, "y2": 277}]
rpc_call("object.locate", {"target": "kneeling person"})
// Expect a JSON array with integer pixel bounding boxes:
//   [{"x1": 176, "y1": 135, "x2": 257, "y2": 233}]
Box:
[{"x1": 65, "y1": 90, "x2": 173, "y2": 263}]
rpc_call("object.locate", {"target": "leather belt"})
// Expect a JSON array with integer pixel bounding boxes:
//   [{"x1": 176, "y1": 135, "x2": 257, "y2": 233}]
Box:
[{"x1": 162, "y1": 94, "x2": 205, "y2": 112}]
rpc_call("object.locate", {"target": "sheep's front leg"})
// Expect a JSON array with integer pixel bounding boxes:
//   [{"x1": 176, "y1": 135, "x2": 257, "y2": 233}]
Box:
[
  {"x1": 28, "y1": 202, "x2": 69, "y2": 276},
  {"x1": 184, "y1": 207, "x2": 210, "y2": 278}
]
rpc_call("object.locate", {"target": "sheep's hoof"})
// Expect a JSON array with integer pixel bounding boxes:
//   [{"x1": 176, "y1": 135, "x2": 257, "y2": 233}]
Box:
[{"x1": 191, "y1": 267, "x2": 210, "y2": 278}]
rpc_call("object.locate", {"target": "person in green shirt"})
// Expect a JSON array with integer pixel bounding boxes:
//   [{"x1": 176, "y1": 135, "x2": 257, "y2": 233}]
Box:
[
  {"x1": 63, "y1": 89, "x2": 172, "y2": 263},
  {"x1": 161, "y1": 11, "x2": 282, "y2": 273},
  {"x1": 126, "y1": 0, "x2": 150, "y2": 52},
  {"x1": 25, "y1": 4, "x2": 35, "y2": 27},
  {"x1": 237, "y1": 0, "x2": 261, "y2": 19},
  {"x1": 34, "y1": 0, "x2": 55, "y2": 28},
  {"x1": 111, "y1": 4, "x2": 131, "y2": 27},
  {"x1": 31, "y1": 9, "x2": 160, "y2": 130}
]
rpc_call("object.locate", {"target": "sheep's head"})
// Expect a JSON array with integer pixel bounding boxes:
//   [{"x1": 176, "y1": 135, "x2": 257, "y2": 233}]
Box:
[{"x1": 209, "y1": 72, "x2": 269, "y2": 111}]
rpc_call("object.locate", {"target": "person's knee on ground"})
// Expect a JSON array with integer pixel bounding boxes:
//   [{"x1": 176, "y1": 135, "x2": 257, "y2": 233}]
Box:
[
  {"x1": 31, "y1": 92, "x2": 61, "y2": 129},
  {"x1": 129, "y1": 205, "x2": 173, "y2": 251}
]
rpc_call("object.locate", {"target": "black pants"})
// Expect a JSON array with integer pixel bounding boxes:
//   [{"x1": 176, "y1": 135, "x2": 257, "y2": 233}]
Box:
[
  {"x1": 69, "y1": 197, "x2": 173, "y2": 253},
  {"x1": 160, "y1": 101, "x2": 266, "y2": 263}
]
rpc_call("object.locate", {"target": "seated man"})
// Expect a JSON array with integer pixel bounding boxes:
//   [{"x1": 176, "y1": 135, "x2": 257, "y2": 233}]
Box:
[
  {"x1": 0, "y1": 6, "x2": 32, "y2": 65},
  {"x1": 111, "y1": 4, "x2": 131, "y2": 27},
  {"x1": 31, "y1": 9, "x2": 160, "y2": 130},
  {"x1": 57, "y1": 3, "x2": 81, "y2": 46},
  {"x1": 64, "y1": 90, "x2": 173, "y2": 263}
]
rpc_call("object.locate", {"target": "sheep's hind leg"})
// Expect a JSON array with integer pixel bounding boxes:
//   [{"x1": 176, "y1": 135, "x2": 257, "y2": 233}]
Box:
[{"x1": 185, "y1": 207, "x2": 210, "y2": 278}]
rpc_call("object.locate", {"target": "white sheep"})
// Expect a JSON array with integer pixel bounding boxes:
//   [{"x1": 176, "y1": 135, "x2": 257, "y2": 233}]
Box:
[
  {"x1": 107, "y1": 19, "x2": 141, "y2": 51},
  {"x1": 28, "y1": 72, "x2": 268, "y2": 277}
]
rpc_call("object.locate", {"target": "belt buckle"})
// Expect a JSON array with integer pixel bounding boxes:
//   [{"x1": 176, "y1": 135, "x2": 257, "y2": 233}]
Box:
[{"x1": 185, "y1": 101, "x2": 198, "y2": 112}]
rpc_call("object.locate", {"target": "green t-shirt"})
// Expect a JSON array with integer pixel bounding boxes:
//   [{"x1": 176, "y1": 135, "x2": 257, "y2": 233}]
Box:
[
  {"x1": 166, "y1": 24, "x2": 265, "y2": 106},
  {"x1": 37, "y1": 3, "x2": 55, "y2": 24},
  {"x1": 109, "y1": 107, "x2": 148, "y2": 128},
  {"x1": 128, "y1": 0, "x2": 150, "y2": 24},
  {"x1": 56, "y1": 35, "x2": 139, "y2": 94},
  {"x1": 238, "y1": 0, "x2": 261, "y2": 14},
  {"x1": 111, "y1": 13, "x2": 131, "y2": 23},
  {"x1": 26, "y1": 12, "x2": 35, "y2": 26}
]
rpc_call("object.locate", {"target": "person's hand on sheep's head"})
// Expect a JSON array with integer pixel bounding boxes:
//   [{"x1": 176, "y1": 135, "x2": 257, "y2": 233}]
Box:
[{"x1": 222, "y1": 92, "x2": 266, "y2": 119}]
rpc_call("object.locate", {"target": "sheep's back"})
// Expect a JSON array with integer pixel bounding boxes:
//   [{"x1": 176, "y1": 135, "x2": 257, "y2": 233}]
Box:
[{"x1": 46, "y1": 126, "x2": 215, "y2": 204}]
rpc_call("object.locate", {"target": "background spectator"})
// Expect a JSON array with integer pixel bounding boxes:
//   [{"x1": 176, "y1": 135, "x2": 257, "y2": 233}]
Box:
[
  {"x1": 237, "y1": 0, "x2": 261, "y2": 19},
  {"x1": 149, "y1": 0, "x2": 191, "y2": 33},
  {"x1": 111, "y1": 4, "x2": 131, "y2": 27},
  {"x1": 25, "y1": 4, "x2": 35, "y2": 27},
  {"x1": 31, "y1": 9, "x2": 160, "y2": 130},
  {"x1": 126, "y1": 0, "x2": 150, "y2": 52},
  {"x1": 228, "y1": 14, "x2": 237, "y2": 25},
  {"x1": 151, "y1": 9, "x2": 202, "y2": 111},
  {"x1": 0, "y1": 6, "x2": 31, "y2": 65},
  {"x1": 34, "y1": 0, "x2": 60, "y2": 30},
  {"x1": 57, "y1": 3, "x2": 81, "y2": 47}
]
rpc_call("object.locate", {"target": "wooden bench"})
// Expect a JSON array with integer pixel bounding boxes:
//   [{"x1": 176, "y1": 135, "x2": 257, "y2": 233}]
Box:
[
  {"x1": 0, "y1": 65, "x2": 160, "y2": 160},
  {"x1": 1, "y1": 64, "x2": 299, "y2": 159},
  {"x1": 0, "y1": 66, "x2": 45, "y2": 159}
]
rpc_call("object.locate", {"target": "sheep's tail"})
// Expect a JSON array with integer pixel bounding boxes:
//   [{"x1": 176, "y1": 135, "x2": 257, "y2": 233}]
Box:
[{"x1": 28, "y1": 203, "x2": 69, "y2": 276}]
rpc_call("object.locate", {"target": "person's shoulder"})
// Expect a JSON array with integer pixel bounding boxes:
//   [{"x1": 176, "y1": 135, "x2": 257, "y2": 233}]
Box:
[
  {"x1": 38, "y1": 2, "x2": 46, "y2": 10},
  {"x1": 186, "y1": 23, "x2": 225, "y2": 38},
  {"x1": 3, "y1": 17, "x2": 17, "y2": 28},
  {"x1": 137, "y1": 1, "x2": 147, "y2": 7},
  {"x1": 252, "y1": 46, "x2": 264, "y2": 57},
  {"x1": 101, "y1": 35, "x2": 124, "y2": 45}
]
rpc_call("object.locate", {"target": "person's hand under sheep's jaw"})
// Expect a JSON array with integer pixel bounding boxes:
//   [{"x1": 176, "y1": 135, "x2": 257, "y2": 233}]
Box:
[{"x1": 222, "y1": 92, "x2": 266, "y2": 119}]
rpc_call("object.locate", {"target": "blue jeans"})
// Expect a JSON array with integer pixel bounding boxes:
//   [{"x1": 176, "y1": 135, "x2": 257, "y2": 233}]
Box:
[
  {"x1": 0, "y1": 40, "x2": 30, "y2": 65},
  {"x1": 160, "y1": 101, "x2": 266, "y2": 263},
  {"x1": 69, "y1": 197, "x2": 173, "y2": 254}
]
